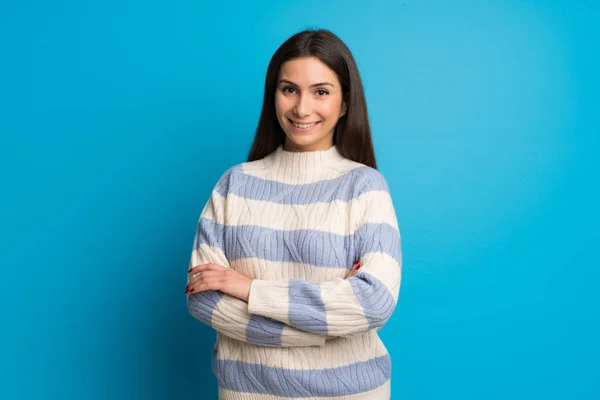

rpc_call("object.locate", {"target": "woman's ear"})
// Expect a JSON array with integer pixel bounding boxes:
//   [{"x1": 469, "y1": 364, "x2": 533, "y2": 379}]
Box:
[{"x1": 341, "y1": 101, "x2": 347, "y2": 117}]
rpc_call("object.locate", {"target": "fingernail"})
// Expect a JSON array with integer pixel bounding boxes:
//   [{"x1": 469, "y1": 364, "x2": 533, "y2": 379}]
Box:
[{"x1": 189, "y1": 288, "x2": 195, "y2": 292}]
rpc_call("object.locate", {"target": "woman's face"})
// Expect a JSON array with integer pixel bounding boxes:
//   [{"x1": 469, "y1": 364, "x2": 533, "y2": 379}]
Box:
[{"x1": 275, "y1": 56, "x2": 347, "y2": 152}]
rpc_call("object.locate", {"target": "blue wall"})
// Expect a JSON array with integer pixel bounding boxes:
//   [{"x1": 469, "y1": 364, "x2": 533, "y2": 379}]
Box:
[{"x1": 2, "y1": 1, "x2": 598, "y2": 398}]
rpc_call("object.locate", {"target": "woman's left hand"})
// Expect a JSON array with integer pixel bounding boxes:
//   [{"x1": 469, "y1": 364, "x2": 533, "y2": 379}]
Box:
[{"x1": 186, "y1": 263, "x2": 253, "y2": 302}]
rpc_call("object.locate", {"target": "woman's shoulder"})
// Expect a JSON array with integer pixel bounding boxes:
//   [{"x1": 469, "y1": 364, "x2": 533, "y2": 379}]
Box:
[
  {"x1": 211, "y1": 157, "x2": 270, "y2": 192},
  {"x1": 338, "y1": 162, "x2": 391, "y2": 194}
]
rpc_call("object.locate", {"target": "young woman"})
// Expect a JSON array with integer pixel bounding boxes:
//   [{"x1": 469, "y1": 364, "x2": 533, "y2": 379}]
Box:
[{"x1": 186, "y1": 29, "x2": 402, "y2": 400}]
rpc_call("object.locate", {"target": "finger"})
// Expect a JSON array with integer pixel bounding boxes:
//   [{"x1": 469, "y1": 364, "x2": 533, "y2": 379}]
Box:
[
  {"x1": 187, "y1": 277, "x2": 226, "y2": 293},
  {"x1": 187, "y1": 270, "x2": 226, "y2": 286},
  {"x1": 187, "y1": 273, "x2": 227, "y2": 289},
  {"x1": 346, "y1": 267, "x2": 360, "y2": 278},
  {"x1": 188, "y1": 263, "x2": 222, "y2": 274},
  {"x1": 188, "y1": 263, "x2": 214, "y2": 274}
]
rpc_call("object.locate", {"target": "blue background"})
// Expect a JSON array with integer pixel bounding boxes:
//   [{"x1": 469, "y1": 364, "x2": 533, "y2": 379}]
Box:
[{"x1": 2, "y1": 0, "x2": 599, "y2": 398}]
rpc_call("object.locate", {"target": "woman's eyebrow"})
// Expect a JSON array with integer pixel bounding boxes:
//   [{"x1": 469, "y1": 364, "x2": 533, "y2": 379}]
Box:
[{"x1": 278, "y1": 79, "x2": 334, "y2": 88}]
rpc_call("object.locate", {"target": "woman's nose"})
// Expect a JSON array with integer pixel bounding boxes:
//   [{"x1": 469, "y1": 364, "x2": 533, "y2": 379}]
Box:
[{"x1": 293, "y1": 94, "x2": 312, "y2": 117}]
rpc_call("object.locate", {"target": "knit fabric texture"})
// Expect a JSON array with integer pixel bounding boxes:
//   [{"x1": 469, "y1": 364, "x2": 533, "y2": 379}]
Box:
[{"x1": 187, "y1": 144, "x2": 402, "y2": 399}]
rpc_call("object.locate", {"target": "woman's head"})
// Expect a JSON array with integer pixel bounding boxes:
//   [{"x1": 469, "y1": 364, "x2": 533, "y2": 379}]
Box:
[
  {"x1": 247, "y1": 29, "x2": 377, "y2": 169},
  {"x1": 274, "y1": 56, "x2": 347, "y2": 153}
]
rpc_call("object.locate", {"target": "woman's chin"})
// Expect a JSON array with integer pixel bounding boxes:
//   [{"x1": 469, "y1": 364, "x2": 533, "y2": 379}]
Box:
[
  {"x1": 285, "y1": 133, "x2": 315, "y2": 146},
  {"x1": 284, "y1": 131, "x2": 334, "y2": 151}
]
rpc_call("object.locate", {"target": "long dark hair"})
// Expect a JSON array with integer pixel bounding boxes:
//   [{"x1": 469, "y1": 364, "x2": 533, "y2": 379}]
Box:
[{"x1": 247, "y1": 29, "x2": 377, "y2": 169}]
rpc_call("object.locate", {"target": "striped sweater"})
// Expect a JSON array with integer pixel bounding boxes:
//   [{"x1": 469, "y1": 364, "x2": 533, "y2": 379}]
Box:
[{"x1": 187, "y1": 144, "x2": 402, "y2": 399}]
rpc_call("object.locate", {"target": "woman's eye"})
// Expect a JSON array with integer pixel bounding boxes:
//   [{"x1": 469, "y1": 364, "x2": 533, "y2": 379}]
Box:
[{"x1": 282, "y1": 87, "x2": 328, "y2": 96}]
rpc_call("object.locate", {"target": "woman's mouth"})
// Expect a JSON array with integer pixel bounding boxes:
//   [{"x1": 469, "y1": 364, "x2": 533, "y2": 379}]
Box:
[{"x1": 289, "y1": 119, "x2": 321, "y2": 131}]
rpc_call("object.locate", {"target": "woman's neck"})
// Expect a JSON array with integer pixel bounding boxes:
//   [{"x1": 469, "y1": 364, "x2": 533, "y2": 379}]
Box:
[{"x1": 267, "y1": 143, "x2": 345, "y2": 178}]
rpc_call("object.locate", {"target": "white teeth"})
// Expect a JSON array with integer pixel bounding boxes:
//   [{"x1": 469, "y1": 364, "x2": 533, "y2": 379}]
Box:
[{"x1": 292, "y1": 121, "x2": 318, "y2": 129}]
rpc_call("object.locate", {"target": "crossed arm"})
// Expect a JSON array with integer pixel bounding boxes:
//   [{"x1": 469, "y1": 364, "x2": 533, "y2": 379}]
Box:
[{"x1": 185, "y1": 241, "x2": 362, "y2": 347}]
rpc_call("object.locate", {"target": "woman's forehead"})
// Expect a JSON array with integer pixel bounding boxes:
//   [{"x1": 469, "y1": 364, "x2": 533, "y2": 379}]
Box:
[{"x1": 278, "y1": 57, "x2": 339, "y2": 86}]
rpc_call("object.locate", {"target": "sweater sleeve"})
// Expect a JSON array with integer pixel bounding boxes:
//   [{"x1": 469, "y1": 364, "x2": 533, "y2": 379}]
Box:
[
  {"x1": 247, "y1": 172, "x2": 402, "y2": 337},
  {"x1": 186, "y1": 169, "x2": 326, "y2": 347}
]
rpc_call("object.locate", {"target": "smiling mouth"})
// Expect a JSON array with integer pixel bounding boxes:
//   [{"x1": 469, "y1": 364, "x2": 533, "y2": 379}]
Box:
[{"x1": 289, "y1": 119, "x2": 321, "y2": 129}]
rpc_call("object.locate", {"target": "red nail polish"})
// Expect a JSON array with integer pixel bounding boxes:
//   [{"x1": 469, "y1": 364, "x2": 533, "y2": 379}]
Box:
[{"x1": 189, "y1": 288, "x2": 194, "y2": 292}]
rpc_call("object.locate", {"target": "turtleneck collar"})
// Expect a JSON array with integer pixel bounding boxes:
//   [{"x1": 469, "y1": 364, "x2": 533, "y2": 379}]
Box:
[{"x1": 267, "y1": 144, "x2": 346, "y2": 177}]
